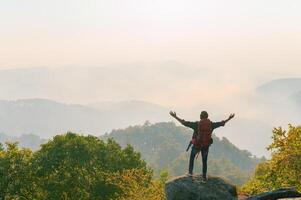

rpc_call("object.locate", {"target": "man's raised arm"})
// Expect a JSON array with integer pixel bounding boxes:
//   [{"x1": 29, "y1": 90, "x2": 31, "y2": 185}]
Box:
[
  {"x1": 224, "y1": 113, "x2": 235, "y2": 124},
  {"x1": 169, "y1": 111, "x2": 185, "y2": 124},
  {"x1": 212, "y1": 113, "x2": 235, "y2": 129}
]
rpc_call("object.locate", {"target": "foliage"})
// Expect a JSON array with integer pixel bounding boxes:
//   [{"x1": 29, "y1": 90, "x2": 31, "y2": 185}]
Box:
[
  {"x1": 113, "y1": 169, "x2": 167, "y2": 200},
  {"x1": 241, "y1": 125, "x2": 301, "y2": 194},
  {"x1": 0, "y1": 142, "x2": 36, "y2": 200},
  {"x1": 0, "y1": 133, "x2": 158, "y2": 200}
]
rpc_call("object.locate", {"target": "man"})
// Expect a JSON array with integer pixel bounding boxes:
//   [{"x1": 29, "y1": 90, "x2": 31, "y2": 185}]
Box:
[{"x1": 169, "y1": 110, "x2": 235, "y2": 181}]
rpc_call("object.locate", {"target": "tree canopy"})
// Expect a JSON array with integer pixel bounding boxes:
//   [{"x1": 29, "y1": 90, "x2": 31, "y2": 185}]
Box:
[
  {"x1": 0, "y1": 133, "x2": 156, "y2": 200},
  {"x1": 241, "y1": 125, "x2": 301, "y2": 194}
]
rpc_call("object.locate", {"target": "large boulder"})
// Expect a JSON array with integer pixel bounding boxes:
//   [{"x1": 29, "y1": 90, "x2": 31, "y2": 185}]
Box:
[
  {"x1": 247, "y1": 188, "x2": 301, "y2": 200},
  {"x1": 165, "y1": 175, "x2": 237, "y2": 200}
]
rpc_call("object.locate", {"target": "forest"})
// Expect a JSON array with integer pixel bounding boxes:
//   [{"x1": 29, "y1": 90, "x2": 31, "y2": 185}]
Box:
[{"x1": 0, "y1": 122, "x2": 299, "y2": 199}]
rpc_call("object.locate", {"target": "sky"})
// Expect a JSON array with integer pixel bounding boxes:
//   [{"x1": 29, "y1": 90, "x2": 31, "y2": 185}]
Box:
[
  {"x1": 1, "y1": 0, "x2": 301, "y2": 110},
  {"x1": 1, "y1": 0, "x2": 301, "y2": 72}
]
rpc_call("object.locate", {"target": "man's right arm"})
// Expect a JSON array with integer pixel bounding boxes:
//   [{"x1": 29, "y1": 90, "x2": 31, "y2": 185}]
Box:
[{"x1": 169, "y1": 111, "x2": 185, "y2": 124}]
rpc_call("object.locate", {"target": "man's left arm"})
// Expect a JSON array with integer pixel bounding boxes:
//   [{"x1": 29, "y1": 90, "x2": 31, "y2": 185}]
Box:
[{"x1": 212, "y1": 113, "x2": 235, "y2": 129}]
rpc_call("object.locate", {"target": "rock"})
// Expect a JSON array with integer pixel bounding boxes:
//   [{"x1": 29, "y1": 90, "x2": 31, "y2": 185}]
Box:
[
  {"x1": 247, "y1": 188, "x2": 301, "y2": 200},
  {"x1": 165, "y1": 175, "x2": 237, "y2": 200}
]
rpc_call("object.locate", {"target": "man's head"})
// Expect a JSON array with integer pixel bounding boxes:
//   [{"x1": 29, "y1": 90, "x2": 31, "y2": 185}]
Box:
[{"x1": 200, "y1": 111, "x2": 208, "y2": 119}]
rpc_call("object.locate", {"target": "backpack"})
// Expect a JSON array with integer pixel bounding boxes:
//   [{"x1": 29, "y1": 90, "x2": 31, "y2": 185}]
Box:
[{"x1": 192, "y1": 119, "x2": 213, "y2": 148}]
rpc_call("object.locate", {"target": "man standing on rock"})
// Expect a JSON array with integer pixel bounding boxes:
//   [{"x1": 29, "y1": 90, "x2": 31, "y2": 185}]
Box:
[{"x1": 169, "y1": 111, "x2": 235, "y2": 181}]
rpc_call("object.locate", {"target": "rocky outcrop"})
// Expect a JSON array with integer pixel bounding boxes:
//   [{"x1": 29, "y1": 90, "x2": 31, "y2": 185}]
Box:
[
  {"x1": 165, "y1": 175, "x2": 237, "y2": 200},
  {"x1": 246, "y1": 188, "x2": 301, "y2": 200}
]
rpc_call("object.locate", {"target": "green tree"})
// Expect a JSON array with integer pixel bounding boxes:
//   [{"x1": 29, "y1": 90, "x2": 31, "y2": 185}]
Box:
[
  {"x1": 31, "y1": 132, "x2": 151, "y2": 200},
  {"x1": 241, "y1": 125, "x2": 301, "y2": 194},
  {"x1": 0, "y1": 142, "x2": 36, "y2": 200}
]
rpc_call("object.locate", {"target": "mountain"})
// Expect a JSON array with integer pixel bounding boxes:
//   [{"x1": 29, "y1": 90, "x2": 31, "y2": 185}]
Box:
[
  {"x1": 0, "y1": 98, "x2": 169, "y2": 137},
  {"x1": 88, "y1": 100, "x2": 170, "y2": 126},
  {"x1": 0, "y1": 67, "x2": 289, "y2": 157},
  {"x1": 0, "y1": 98, "x2": 105, "y2": 137},
  {"x1": 256, "y1": 78, "x2": 301, "y2": 101},
  {"x1": 0, "y1": 98, "x2": 271, "y2": 156},
  {"x1": 102, "y1": 122, "x2": 263, "y2": 185},
  {"x1": 255, "y1": 78, "x2": 301, "y2": 125}
]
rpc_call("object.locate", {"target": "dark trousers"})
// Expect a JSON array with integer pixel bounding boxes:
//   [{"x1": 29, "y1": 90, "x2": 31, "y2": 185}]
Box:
[{"x1": 189, "y1": 146, "x2": 209, "y2": 178}]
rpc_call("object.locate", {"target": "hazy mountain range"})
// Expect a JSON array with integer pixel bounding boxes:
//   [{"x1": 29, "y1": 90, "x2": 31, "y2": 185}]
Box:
[
  {"x1": 256, "y1": 78, "x2": 301, "y2": 111},
  {"x1": 257, "y1": 78, "x2": 301, "y2": 100},
  {"x1": 0, "y1": 67, "x2": 300, "y2": 157},
  {"x1": 0, "y1": 94, "x2": 296, "y2": 157},
  {"x1": 0, "y1": 99, "x2": 169, "y2": 138},
  {"x1": 255, "y1": 78, "x2": 301, "y2": 125}
]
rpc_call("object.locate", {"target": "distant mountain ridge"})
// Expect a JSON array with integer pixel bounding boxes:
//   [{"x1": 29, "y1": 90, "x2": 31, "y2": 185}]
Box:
[
  {"x1": 256, "y1": 77, "x2": 301, "y2": 115},
  {"x1": 0, "y1": 98, "x2": 273, "y2": 156},
  {"x1": 0, "y1": 98, "x2": 169, "y2": 137},
  {"x1": 256, "y1": 78, "x2": 301, "y2": 101},
  {"x1": 0, "y1": 67, "x2": 297, "y2": 157}
]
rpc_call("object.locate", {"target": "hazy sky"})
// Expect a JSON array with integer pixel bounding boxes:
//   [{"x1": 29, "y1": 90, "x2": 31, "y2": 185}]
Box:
[
  {"x1": 1, "y1": 0, "x2": 301, "y2": 73},
  {"x1": 1, "y1": 0, "x2": 301, "y2": 114}
]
